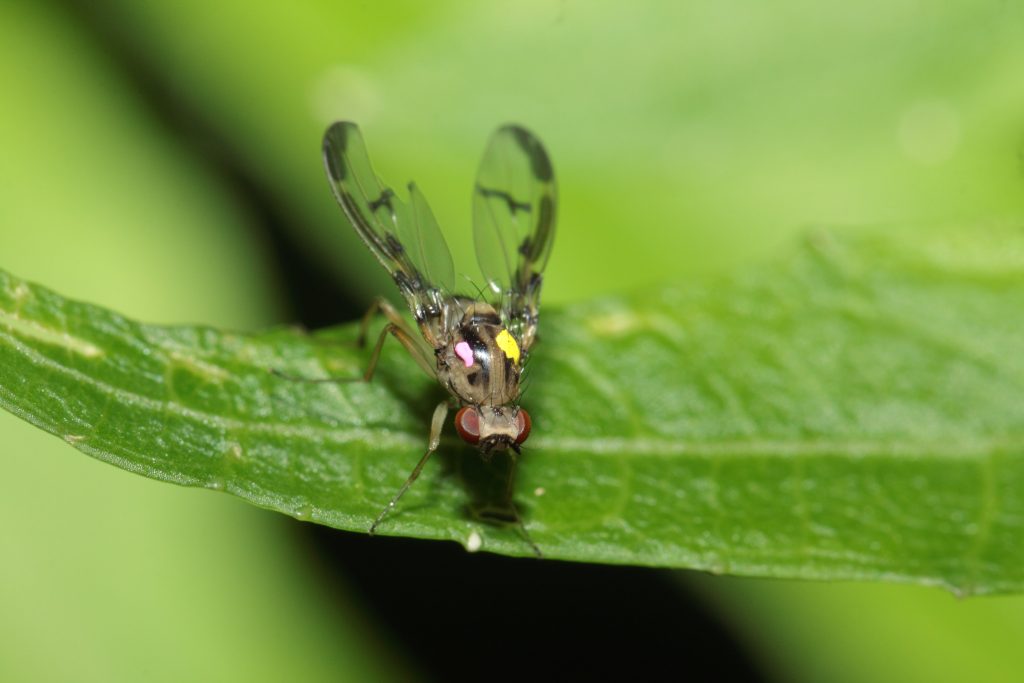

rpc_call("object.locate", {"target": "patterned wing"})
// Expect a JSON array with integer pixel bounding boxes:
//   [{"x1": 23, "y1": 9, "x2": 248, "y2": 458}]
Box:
[
  {"x1": 323, "y1": 122, "x2": 455, "y2": 338},
  {"x1": 472, "y1": 125, "x2": 557, "y2": 353}
]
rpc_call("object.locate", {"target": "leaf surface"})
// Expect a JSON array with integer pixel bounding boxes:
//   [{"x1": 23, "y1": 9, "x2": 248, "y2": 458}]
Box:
[{"x1": 2, "y1": 227, "x2": 1022, "y2": 594}]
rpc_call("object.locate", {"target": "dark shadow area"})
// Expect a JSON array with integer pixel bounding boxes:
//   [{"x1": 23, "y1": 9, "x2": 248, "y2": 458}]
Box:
[
  {"x1": 303, "y1": 527, "x2": 766, "y2": 683},
  {"x1": 60, "y1": 0, "x2": 364, "y2": 329}
]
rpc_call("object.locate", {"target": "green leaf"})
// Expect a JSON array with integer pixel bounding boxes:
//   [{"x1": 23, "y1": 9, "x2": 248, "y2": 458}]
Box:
[{"x1": 2, "y1": 226, "x2": 1022, "y2": 594}]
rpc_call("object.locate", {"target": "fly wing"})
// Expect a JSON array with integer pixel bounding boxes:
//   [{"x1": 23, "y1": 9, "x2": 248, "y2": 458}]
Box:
[
  {"x1": 323, "y1": 122, "x2": 455, "y2": 340},
  {"x1": 472, "y1": 125, "x2": 557, "y2": 353}
]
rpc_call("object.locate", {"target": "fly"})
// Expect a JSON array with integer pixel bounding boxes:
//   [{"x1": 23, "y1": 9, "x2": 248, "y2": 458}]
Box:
[{"x1": 319, "y1": 121, "x2": 557, "y2": 555}]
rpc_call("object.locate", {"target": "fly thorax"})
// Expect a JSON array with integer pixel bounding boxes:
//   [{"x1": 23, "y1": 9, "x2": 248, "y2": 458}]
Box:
[{"x1": 440, "y1": 319, "x2": 522, "y2": 406}]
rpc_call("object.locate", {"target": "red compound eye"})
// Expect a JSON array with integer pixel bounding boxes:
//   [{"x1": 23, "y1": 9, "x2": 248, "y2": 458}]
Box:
[
  {"x1": 455, "y1": 406, "x2": 480, "y2": 444},
  {"x1": 515, "y1": 409, "x2": 532, "y2": 445}
]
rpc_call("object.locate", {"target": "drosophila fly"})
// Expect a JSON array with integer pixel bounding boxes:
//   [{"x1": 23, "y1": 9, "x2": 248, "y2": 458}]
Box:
[{"x1": 321, "y1": 121, "x2": 556, "y2": 553}]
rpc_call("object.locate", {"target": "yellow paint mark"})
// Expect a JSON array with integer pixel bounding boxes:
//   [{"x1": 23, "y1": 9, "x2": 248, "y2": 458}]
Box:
[
  {"x1": 495, "y1": 329, "x2": 521, "y2": 365},
  {"x1": 0, "y1": 310, "x2": 104, "y2": 358}
]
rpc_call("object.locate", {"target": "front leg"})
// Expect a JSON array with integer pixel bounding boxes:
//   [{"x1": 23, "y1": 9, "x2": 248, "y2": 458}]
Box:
[{"x1": 370, "y1": 400, "x2": 450, "y2": 534}]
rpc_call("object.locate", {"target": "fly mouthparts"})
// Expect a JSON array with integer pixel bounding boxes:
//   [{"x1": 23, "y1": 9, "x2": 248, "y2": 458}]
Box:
[{"x1": 479, "y1": 435, "x2": 515, "y2": 458}]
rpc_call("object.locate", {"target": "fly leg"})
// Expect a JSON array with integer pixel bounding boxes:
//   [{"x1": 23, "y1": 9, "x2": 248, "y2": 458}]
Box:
[
  {"x1": 353, "y1": 297, "x2": 401, "y2": 347},
  {"x1": 468, "y1": 447, "x2": 542, "y2": 558},
  {"x1": 503, "y1": 449, "x2": 542, "y2": 557},
  {"x1": 370, "y1": 401, "x2": 449, "y2": 534},
  {"x1": 271, "y1": 296, "x2": 435, "y2": 383},
  {"x1": 352, "y1": 316, "x2": 434, "y2": 382}
]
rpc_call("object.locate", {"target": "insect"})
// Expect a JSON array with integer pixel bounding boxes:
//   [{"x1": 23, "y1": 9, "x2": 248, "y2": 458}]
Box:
[{"x1": 321, "y1": 121, "x2": 557, "y2": 554}]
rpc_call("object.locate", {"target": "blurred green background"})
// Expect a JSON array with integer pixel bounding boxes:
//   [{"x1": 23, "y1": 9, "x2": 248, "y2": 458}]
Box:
[{"x1": 2, "y1": 1, "x2": 1023, "y2": 681}]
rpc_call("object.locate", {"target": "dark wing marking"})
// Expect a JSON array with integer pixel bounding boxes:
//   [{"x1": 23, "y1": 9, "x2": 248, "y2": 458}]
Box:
[
  {"x1": 472, "y1": 125, "x2": 557, "y2": 353},
  {"x1": 323, "y1": 122, "x2": 455, "y2": 341}
]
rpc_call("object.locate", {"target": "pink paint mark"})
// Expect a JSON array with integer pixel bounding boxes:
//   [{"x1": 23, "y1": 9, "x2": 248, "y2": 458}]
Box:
[{"x1": 455, "y1": 341, "x2": 474, "y2": 368}]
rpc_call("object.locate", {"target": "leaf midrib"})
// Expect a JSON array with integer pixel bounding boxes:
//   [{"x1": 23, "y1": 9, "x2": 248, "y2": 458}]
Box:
[{"x1": 5, "y1": 320, "x2": 1017, "y2": 462}]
